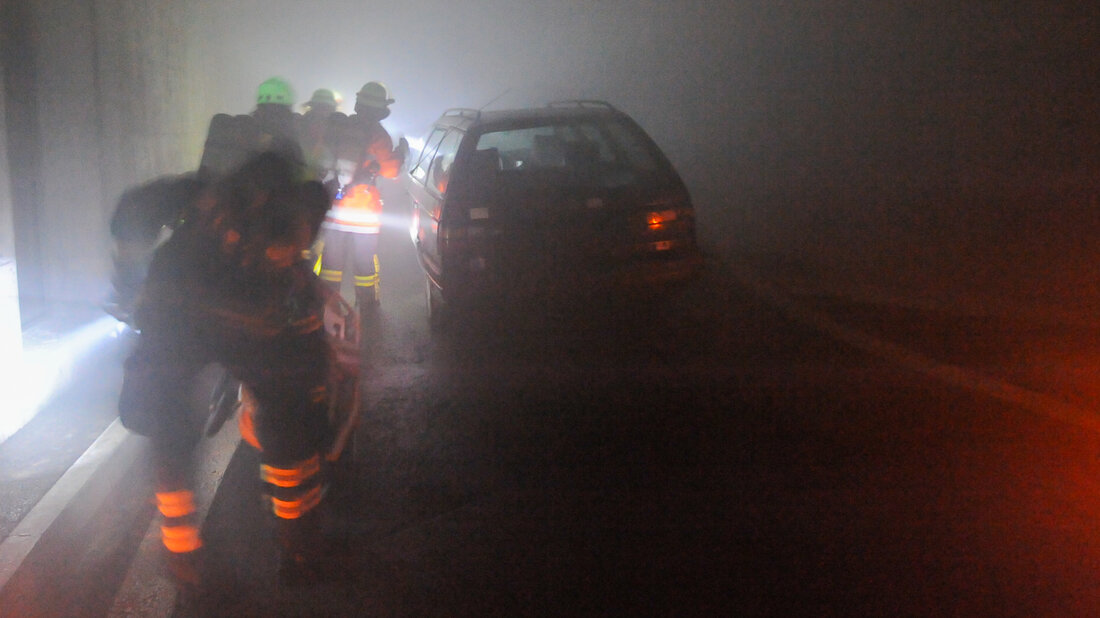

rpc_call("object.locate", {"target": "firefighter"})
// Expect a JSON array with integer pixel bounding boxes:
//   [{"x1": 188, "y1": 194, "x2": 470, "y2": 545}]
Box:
[
  {"x1": 198, "y1": 77, "x2": 304, "y2": 182},
  {"x1": 316, "y1": 81, "x2": 408, "y2": 323},
  {"x1": 298, "y1": 88, "x2": 341, "y2": 182},
  {"x1": 105, "y1": 173, "x2": 204, "y2": 324},
  {"x1": 252, "y1": 76, "x2": 304, "y2": 166},
  {"x1": 118, "y1": 151, "x2": 337, "y2": 586}
]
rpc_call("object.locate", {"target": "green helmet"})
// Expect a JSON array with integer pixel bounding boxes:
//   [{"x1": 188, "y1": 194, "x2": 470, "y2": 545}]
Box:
[{"x1": 256, "y1": 77, "x2": 295, "y2": 106}]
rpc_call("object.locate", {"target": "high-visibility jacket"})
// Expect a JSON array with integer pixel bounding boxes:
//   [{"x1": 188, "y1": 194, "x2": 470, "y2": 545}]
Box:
[{"x1": 322, "y1": 183, "x2": 382, "y2": 234}]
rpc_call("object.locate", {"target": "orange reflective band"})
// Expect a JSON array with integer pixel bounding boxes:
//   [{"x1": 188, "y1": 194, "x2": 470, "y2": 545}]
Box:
[
  {"x1": 155, "y1": 490, "x2": 197, "y2": 519},
  {"x1": 161, "y1": 524, "x2": 203, "y2": 553},
  {"x1": 336, "y1": 185, "x2": 382, "y2": 213},
  {"x1": 260, "y1": 455, "x2": 321, "y2": 488},
  {"x1": 270, "y1": 485, "x2": 323, "y2": 520},
  {"x1": 238, "y1": 402, "x2": 261, "y2": 450}
]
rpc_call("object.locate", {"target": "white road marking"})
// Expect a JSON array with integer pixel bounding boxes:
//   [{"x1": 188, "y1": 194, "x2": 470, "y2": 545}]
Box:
[
  {"x1": 0, "y1": 418, "x2": 132, "y2": 591},
  {"x1": 108, "y1": 419, "x2": 241, "y2": 617}
]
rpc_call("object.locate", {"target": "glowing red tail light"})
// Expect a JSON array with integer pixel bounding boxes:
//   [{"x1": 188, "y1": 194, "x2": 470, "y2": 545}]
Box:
[{"x1": 646, "y1": 209, "x2": 679, "y2": 230}]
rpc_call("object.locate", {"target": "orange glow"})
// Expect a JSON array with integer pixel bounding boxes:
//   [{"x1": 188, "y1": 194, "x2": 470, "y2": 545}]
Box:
[
  {"x1": 260, "y1": 455, "x2": 321, "y2": 488},
  {"x1": 338, "y1": 184, "x2": 383, "y2": 214},
  {"x1": 269, "y1": 485, "x2": 323, "y2": 519},
  {"x1": 646, "y1": 209, "x2": 678, "y2": 229},
  {"x1": 161, "y1": 524, "x2": 203, "y2": 553},
  {"x1": 323, "y1": 184, "x2": 383, "y2": 233},
  {"x1": 238, "y1": 395, "x2": 261, "y2": 450},
  {"x1": 155, "y1": 490, "x2": 197, "y2": 518},
  {"x1": 265, "y1": 243, "x2": 299, "y2": 268}
]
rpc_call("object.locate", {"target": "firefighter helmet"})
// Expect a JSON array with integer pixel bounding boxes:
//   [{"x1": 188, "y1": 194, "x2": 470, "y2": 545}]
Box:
[
  {"x1": 305, "y1": 88, "x2": 340, "y2": 110},
  {"x1": 355, "y1": 81, "x2": 395, "y2": 109},
  {"x1": 256, "y1": 77, "x2": 295, "y2": 106}
]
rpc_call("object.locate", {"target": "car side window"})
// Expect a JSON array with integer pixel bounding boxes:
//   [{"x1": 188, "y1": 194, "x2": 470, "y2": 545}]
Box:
[
  {"x1": 426, "y1": 130, "x2": 464, "y2": 195},
  {"x1": 410, "y1": 128, "x2": 448, "y2": 184}
]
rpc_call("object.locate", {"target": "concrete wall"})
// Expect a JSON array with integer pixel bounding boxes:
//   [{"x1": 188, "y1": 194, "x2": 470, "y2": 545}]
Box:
[
  {"x1": 0, "y1": 49, "x2": 23, "y2": 361},
  {"x1": 3, "y1": 0, "x2": 210, "y2": 321}
]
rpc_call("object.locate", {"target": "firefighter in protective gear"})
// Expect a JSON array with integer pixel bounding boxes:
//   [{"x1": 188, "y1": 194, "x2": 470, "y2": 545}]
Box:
[
  {"x1": 299, "y1": 88, "x2": 341, "y2": 182},
  {"x1": 198, "y1": 77, "x2": 305, "y2": 183},
  {"x1": 105, "y1": 174, "x2": 204, "y2": 324},
  {"x1": 252, "y1": 77, "x2": 304, "y2": 170},
  {"x1": 117, "y1": 151, "x2": 336, "y2": 585},
  {"x1": 316, "y1": 81, "x2": 408, "y2": 321}
]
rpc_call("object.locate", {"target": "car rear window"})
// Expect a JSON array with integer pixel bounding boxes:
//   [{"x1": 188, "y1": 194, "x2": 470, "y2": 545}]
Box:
[{"x1": 473, "y1": 119, "x2": 666, "y2": 186}]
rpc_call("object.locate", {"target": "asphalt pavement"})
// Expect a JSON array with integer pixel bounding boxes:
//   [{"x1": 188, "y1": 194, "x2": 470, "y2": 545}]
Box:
[
  {"x1": 3, "y1": 226, "x2": 1100, "y2": 614},
  {"x1": 727, "y1": 247, "x2": 1100, "y2": 425}
]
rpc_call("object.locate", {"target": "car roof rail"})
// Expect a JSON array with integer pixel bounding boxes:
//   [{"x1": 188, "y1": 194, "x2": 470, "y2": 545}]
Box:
[
  {"x1": 546, "y1": 99, "x2": 617, "y2": 111},
  {"x1": 442, "y1": 108, "x2": 481, "y2": 120}
]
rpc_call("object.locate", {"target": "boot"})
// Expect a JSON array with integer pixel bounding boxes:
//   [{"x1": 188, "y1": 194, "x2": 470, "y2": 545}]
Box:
[
  {"x1": 356, "y1": 286, "x2": 380, "y2": 328},
  {"x1": 165, "y1": 546, "x2": 206, "y2": 590},
  {"x1": 275, "y1": 509, "x2": 342, "y2": 586}
]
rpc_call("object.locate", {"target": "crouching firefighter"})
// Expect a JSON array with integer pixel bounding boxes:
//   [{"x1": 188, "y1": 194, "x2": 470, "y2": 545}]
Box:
[{"x1": 117, "y1": 151, "x2": 340, "y2": 586}]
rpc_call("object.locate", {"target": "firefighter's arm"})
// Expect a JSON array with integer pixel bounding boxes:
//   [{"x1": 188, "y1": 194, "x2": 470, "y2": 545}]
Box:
[{"x1": 365, "y1": 132, "x2": 405, "y2": 180}]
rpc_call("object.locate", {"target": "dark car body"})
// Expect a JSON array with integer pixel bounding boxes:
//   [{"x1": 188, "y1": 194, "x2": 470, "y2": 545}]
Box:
[{"x1": 405, "y1": 101, "x2": 702, "y2": 327}]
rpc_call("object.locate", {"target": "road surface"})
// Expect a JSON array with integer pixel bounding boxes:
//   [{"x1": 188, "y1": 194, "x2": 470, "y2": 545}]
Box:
[{"x1": 2, "y1": 187, "x2": 1100, "y2": 616}]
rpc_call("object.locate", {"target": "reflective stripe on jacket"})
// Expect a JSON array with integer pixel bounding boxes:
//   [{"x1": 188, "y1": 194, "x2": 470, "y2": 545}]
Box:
[{"x1": 322, "y1": 184, "x2": 382, "y2": 234}]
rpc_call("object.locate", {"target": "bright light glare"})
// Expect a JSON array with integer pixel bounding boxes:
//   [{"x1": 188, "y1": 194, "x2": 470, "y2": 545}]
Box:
[
  {"x1": 406, "y1": 136, "x2": 425, "y2": 156},
  {"x1": 379, "y1": 212, "x2": 414, "y2": 234},
  {"x1": 409, "y1": 207, "x2": 420, "y2": 243},
  {"x1": 0, "y1": 315, "x2": 120, "y2": 443}
]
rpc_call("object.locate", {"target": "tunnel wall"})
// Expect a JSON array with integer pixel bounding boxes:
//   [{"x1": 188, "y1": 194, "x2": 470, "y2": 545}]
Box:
[{"x1": 5, "y1": 0, "x2": 209, "y2": 319}]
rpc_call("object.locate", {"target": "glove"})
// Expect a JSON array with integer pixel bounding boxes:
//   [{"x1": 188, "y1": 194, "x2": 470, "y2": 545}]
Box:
[
  {"x1": 353, "y1": 161, "x2": 380, "y2": 185},
  {"x1": 323, "y1": 177, "x2": 342, "y2": 200}
]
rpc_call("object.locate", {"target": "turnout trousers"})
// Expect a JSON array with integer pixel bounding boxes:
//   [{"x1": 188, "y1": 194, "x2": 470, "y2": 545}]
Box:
[
  {"x1": 317, "y1": 227, "x2": 380, "y2": 309},
  {"x1": 119, "y1": 308, "x2": 333, "y2": 562}
]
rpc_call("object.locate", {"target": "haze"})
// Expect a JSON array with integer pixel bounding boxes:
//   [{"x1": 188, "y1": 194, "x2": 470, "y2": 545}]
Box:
[{"x1": 4, "y1": 1, "x2": 1099, "y2": 316}]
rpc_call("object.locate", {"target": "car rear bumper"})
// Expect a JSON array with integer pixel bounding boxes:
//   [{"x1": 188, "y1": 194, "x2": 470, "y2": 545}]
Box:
[
  {"x1": 441, "y1": 248, "x2": 705, "y2": 309},
  {"x1": 595, "y1": 249, "x2": 705, "y2": 291}
]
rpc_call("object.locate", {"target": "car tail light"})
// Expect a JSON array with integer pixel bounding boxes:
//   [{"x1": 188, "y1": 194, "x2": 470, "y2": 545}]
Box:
[
  {"x1": 646, "y1": 209, "x2": 679, "y2": 230},
  {"x1": 645, "y1": 195, "x2": 695, "y2": 230}
]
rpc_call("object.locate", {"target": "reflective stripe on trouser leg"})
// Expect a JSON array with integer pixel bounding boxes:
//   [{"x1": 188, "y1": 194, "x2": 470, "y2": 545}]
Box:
[
  {"x1": 156, "y1": 489, "x2": 203, "y2": 553},
  {"x1": 318, "y1": 228, "x2": 350, "y2": 285},
  {"x1": 319, "y1": 268, "x2": 343, "y2": 284},
  {"x1": 312, "y1": 239, "x2": 324, "y2": 275},
  {"x1": 353, "y1": 254, "x2": 380, "y2": 302},
  {"x1": 261, "y1": 454, "x2": 324, "y2": 519}
]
